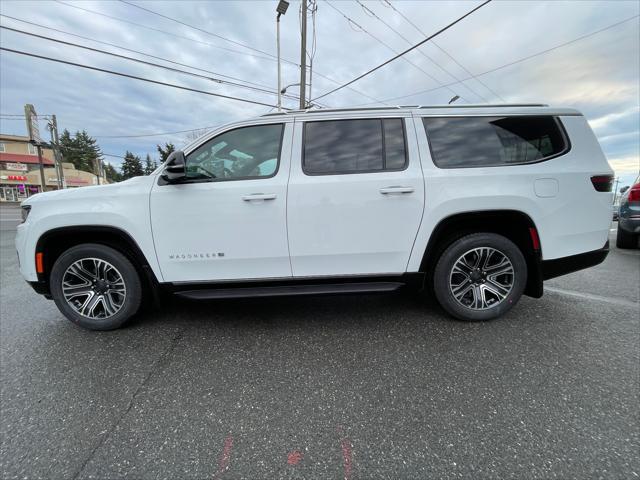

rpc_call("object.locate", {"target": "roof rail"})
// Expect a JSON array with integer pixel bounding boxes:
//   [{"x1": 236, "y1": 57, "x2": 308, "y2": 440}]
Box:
[{"x1": 261, "y1": 104, "x2": 549, "y2": 116}]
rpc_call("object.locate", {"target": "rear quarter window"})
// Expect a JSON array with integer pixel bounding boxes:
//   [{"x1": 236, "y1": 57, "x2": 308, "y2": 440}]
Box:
[{"x1": 422, "y1": 116, "x2": 569, "y2": 168}]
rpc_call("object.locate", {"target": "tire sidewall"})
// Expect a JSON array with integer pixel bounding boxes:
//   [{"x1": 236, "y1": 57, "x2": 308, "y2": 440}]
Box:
[
  {"x1": 50, "y1": 244, "x2": 142, "y2": 330},
  {"x1": 433, "y1": 233, "x2": 527, "y2": 321}
]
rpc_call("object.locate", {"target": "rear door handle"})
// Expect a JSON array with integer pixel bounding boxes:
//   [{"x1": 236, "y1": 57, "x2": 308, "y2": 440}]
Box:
[
  {"x1": 379, "y1": 186, "x2": 414, "y2": 195},
  {"x1": 242, "y1": 193, "x2": 277, "y2": 201}
]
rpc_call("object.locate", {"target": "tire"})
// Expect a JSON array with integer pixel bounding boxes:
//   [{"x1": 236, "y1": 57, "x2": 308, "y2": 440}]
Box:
[
  {"x1": 50, "y1": 244, "x2": 142, "y2": 330},
  {"x1": 616, "y1": 224, "x2": 637, "y2": 249},
  {"x1": 433, "y1": 233, "x2": 527, "y2": 322}
]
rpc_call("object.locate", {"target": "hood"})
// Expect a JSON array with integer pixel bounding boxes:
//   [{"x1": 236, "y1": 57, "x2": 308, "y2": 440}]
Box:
[{"x1": 22, "y1": 175, "x2": 153, "y2": 206}]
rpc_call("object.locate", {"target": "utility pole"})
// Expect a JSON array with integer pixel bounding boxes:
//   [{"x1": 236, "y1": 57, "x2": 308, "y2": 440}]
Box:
[
  {"x1": 24, "y1": 104, "x2": 46, "y2": 194},
  {"x1": 613, "y1": 177, "x2": 620, "y2": 205},
  {"x1": 93, "y1": 158, "x2": 102, "y2": 185},
  {"x1": 48, "y1": 115, "x2": 65, "y2": 189},
  {"x1": 299, "y1": 0, "x2": 307, "y2": 109},
  {"x1": 35, "y1": 143, "x2": 46, "y2": 194}
]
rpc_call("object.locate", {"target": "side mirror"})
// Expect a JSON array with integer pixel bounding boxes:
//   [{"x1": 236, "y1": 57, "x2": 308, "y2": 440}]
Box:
[{"x1": 161, "y1": 150, "x2": 186, "y2": 182}]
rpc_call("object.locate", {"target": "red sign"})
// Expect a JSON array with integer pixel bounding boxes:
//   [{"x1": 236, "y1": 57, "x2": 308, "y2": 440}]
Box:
[{"x1": 8, "y1": 175, "x2": 27, "y2": 181}]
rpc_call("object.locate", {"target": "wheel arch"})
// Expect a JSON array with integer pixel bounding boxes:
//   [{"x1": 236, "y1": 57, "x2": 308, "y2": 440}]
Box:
[
  {"x1": 35, "y1": 225, "x2": 159, "y2": 297},
  {"x1": 419, "y1": 210, "x2": 543, "y2": 298}
]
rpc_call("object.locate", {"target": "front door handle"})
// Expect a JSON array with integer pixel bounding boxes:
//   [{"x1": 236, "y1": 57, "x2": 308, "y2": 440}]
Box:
[
  {"x1": 242, "y1": 193, "x2": 277, "y2": 201},
  {"x1": 379, "y1": 186, "x2": 414, "y2": 195}
]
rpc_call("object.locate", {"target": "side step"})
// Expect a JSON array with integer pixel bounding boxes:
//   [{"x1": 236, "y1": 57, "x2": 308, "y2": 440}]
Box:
[{"x1": 174, "y1": 282, "x2": 404, "y2": 300}]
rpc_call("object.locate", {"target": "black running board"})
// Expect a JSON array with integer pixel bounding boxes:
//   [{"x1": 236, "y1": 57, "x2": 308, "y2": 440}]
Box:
[{"x1": 174, "y1": 282, "x2": 404, "y2": 300}]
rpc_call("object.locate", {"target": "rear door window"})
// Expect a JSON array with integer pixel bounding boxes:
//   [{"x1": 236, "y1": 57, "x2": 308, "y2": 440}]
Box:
[
  {"x1": 422, "y1": 116, "x2": 568, "y2": 168},
  {"x1": 303, "y1": 118, "x2": 407, "y2": 175}
]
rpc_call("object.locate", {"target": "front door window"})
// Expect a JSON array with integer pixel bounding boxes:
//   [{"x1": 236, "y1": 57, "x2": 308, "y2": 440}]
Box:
[{"x1": 186, "y1": 124, "x2": 283, "y2": 181}]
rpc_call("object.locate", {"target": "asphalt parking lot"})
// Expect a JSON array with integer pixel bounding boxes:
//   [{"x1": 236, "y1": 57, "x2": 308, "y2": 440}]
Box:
[{"x1": 1, "y1": 203, "x2": 638, "y2": 479}]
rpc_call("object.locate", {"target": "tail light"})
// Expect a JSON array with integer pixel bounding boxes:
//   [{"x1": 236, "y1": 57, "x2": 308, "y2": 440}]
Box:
[
  {"x1": 628, "y1": 184, "x2": 640, "y2": 203},
  {"x1": 590, "y1": 175, "x2": 613, "y2": 192}
]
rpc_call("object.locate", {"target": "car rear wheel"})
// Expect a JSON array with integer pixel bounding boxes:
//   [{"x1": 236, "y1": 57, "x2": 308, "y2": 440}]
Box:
[
  {"x1": 433, "y1": 233, "x2": 527, "y2": 321},
  {"x1": 616, "y1": 224, "x2": 637, "y2": 249},
  {"x1": 50, "y1": 244, "x2": 142, "y2": 330}
]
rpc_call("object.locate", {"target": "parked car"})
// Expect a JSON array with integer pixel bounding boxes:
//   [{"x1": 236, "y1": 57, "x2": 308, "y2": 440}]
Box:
[
  {"x1": 612, "y1": 204, "x2": 619, "y2": 221},
  {"x1": 616, "y1": 177, "x2": 640, "y2": 248},
  {"x1": 16, "y1": 105, "x2": 614, "y2": 330}
]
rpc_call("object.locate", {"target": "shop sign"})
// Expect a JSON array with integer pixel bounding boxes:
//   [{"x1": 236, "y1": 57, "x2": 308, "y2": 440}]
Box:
[
  {"x1": 6, "y1": 163, "x2": 28, "y2": 172},
  {"x1": 8, "y1": 175, "x2": 27, "y2": 181},
  {"x1": 66, "y1": 176, "x2": 90, "y2": 186}
]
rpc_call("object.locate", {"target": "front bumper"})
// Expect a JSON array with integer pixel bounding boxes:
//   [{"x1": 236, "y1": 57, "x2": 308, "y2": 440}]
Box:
[
  {"x1": 542, "y1": 241, "x2": 609, "y2": 280},
  {"x1": 28, "y1": 280, "x2": 52, "y2": 298}
]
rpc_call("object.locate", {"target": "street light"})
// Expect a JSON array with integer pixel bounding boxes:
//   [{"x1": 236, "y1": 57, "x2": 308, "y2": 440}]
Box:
[
  {"x1": 280, "y1": 82, "x2": 313, "y2": 108},
  {"x1": 276, "y1": 0, "x2": 289, "y2": 112}
]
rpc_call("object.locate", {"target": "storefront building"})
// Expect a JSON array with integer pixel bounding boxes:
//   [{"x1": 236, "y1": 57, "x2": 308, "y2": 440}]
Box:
[{"x1": 0, "y1": 134, "x2": 107, "y2": 202}]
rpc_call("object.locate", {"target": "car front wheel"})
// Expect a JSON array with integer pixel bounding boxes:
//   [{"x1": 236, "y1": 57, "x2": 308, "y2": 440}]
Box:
[
  {"x1": 433, "y1": 233, "x2": 527, "y2": 321},
  {"x1": 50, "y1": 244, "x2": 142, "y2": 330}
]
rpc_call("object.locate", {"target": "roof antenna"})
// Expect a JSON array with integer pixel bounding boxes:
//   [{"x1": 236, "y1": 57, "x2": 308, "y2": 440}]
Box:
[{"x1": 448, "y1": 95, "x2": 460, "y2": 105}]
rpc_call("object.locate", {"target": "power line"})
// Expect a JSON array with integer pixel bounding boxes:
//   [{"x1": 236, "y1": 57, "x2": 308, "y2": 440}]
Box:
[
  {"x1": 325, "y1": 1, "x2": 468, "y2": 103},
  {"x1": 0, "y1": 112, "x2": 217, "y2": 139},
  {"x1": 355, "y1": 0, "x2": 489, "y2": 103},
  {"x1": 354, "y1": 13, "x2": 640, "y2": 106},
  {"x1": 0, "y1": 25, "x2": 305, "y2": 102},
  {"x1": 119, "y1": 0, "x2": 379, "y2": 106},
  {"x1": 380, "y1": 0, "x2": 505, "y2": 102},
  {"x1": 54, "y1": 1, "x2": 280, "y2": 64},
  {"x1": 119, "y1": 0, "x2": 280, "y2": 62},
  {"x1": 51, "y1": 0, "x2": 378, "y2": 105},
  {"x1": 0, "y1": 14, "x2": 277, "y2": 92},
  {"x1": 312, "y1": 0, "x2": 492, "y2": 102},
  {"x1": 95, "y1": 125, "x2": 221, "y2": 139},
  {"x1": 0, "y1": 47, "x2": 280, "y2": 108}
]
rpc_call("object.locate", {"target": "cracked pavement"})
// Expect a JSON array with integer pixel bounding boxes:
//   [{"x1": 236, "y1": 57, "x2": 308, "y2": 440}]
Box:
[{"x1": 1, "y1": 205, "x2": 639, "y2": 479}]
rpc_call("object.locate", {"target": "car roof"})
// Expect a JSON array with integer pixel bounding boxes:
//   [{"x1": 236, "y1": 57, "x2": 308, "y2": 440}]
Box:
[{"x1": 260, "y1": 104, "x2": 583, "y2": 119}]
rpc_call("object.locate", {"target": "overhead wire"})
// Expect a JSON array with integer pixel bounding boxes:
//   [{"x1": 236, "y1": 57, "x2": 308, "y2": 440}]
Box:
[
  {"x1": 0, "y1": 25, "x2": 306, "y2": 102},
  {"x1": 352, "y1": 13, "x2": 640, "y2": 106},
  {"x1": 95, "y1": 125, "x2": 222, "y2": 139},
  {"x1": 0, "y1": 14, "x2": 277, "y2": 92},
  {"x1": 325, "y1": 1, "x2": 468, "y2": 103},
  {"x1": 312, "y1": 0, "x2": 492, "y2": 102},
  {"x1": 119, "y1": 0, "x2": 281, "y2": 61},
  {"x1": 53, "y1": 1, "x2": 279, "y2": 65},
  {"x1": 87, "y1": 0, "x2": 381, "y2": 105},
  {"x1": 380, "y1": 0, "x2": 505, "y2": 101},
  {"x1": 356, "y1": 0, "x2": 489, "y2": 102},
  {"x1": 0, "y1": 47, "x2": 281, "y2": 108}
]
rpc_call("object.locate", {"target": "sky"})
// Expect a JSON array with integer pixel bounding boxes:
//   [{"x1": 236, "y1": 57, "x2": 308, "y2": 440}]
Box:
[{"x1": 0, "y1": 0, "x2": 638, "y2": 189}]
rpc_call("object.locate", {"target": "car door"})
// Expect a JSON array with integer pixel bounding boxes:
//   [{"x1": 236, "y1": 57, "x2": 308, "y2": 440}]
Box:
[
  {"x1": 150, "y1": 121, "x2": 293, "y2": 283},
  {"x1": 286, "y1": 115, "x2": 425, "y2": 277}
]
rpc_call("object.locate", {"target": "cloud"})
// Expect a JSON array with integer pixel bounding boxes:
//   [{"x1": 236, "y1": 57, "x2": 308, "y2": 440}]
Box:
[{"x1": 0, "y1": 0, "x2": 638, "y2": 171}]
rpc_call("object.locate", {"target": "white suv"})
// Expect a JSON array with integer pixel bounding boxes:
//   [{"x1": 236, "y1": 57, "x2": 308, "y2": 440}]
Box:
[{"x1": 16, "y1": 105, "x2": 614, "y2": 330}]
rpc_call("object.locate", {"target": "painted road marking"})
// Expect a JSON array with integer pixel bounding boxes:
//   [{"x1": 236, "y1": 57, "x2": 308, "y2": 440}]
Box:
[
  {"x1": 212, "y1": 435, "x2": 233, "y2": 479},
  {"x1": 287, "y1": 450, "x2": 304, "y2": 465},
  {"x1": 546, "y1": 286, "x2": 638, "y2": 308},
  {"x1": 340, "y1": 435, "x2": 353, "y2": 480}
]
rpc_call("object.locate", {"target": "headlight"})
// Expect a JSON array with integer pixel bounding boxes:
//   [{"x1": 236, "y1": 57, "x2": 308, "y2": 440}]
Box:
[{"x1": 20, "y1": 205, "x2": 31, "y2": 223}]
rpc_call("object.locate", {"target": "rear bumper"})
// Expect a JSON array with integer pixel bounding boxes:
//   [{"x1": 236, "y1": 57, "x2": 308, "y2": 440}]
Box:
[
  {"x1": 619, "y1": 216, "x2": 640, "y2": 234},
  {"x1": 542, "y1": 241, "x2": 609, "y2": 280}
]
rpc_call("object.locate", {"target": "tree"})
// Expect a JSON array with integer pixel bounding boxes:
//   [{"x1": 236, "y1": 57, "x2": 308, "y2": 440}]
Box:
[
  {"x1": 103, "y1": 162, "x2": 122, "y2": 183},
  {"x1": 59, "y1": 129, "x2": 103, "y2": 173},
  {"x1": 157, "y1": 142, "x2": 175, "y2": 162},
  {"x1": 143, "y1": 154, "x2": 157, "y2": 175},
  {"x1": 120, "y1": 151, "x2": 145, "y2": 180}
]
